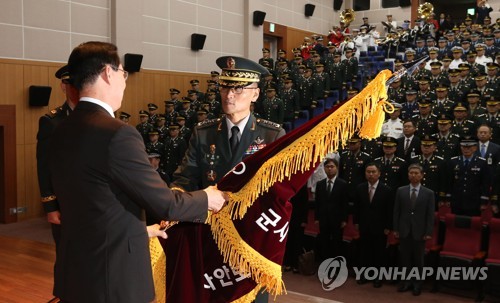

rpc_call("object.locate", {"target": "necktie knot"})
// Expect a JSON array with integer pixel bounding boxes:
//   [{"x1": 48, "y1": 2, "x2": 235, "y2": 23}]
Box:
[
  {"x1": 327, "y1": 180, "x2": 333, "y2": 193},
  {"x1": 230, "y1": 126, "x2": 240, "y2": 154}
]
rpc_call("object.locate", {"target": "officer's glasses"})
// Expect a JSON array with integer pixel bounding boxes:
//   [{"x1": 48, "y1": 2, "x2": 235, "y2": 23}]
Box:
[
  {"x1": 220, "y1": 86, "x2": 257, "y2": 94},
  {"x1": 112, "y1": 66, "x2": 129, "y2": 80}
]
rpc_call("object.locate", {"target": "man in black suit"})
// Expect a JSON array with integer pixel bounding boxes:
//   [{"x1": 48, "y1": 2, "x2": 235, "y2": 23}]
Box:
[
  {"x1": 397, "y1": 119, "x2": 421, "y2": 162},
  {"x1": 353, "y1": 163, "x2": 394, "y2": 288},
  {"x1": 314, "y1": 158, "x2": 348, "y2": 262},
  {"x1": 393, "y1": 164, "x2": 435, "y2": 296},
  {"x1": 49, "y1": 41, "x2": 227, "y2": 303},
  {"x1": 36, "y1": 65, "x2": 77, "y2": 247}
]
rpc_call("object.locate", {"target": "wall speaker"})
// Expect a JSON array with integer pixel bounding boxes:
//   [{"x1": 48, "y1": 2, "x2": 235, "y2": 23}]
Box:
[
  {"x1": 399, "y1": 0, "x2": 411, "y2": 7},
  {"x1": 305, "y1": 4, "x2": 315, "y2": 17},
  {"x1": 191, "y1": 33, "x2": 206, "y2": 51},
  {"x1": 253, "y1": 10, "x2": 266, "y2": 26},
  {"x1": 29, "y1": 85, "x2": 52, "y2": 107},
  {"x1": 333, "y1": 0, "x2": 343, "y2": 10},
  {"x1": 124, "y1": 53, "x2": 143, "y2": 73}
]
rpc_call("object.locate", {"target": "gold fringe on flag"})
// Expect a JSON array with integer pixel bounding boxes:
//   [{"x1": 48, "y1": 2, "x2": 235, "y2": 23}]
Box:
[
  {"x1": 225, "y1": 70, "x2": 392, "y2": 220},
  {"x1": 207, "y1": 70, "x2": 392, "y2": 298},
  {"x1": 150, "y1": 237, "x2": 166, "y2": 303}
]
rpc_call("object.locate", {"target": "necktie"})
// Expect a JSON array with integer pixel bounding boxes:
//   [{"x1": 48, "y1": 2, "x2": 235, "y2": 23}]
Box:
[
  {"x1": 424, "y1": 159, "x2": 429, "y2": 166},
  {"x1": 229, "y1": 126, "x2": 240, "y2": 154},
  {"x1": 327, "y1": 180, "x2": 333, "y2": 194},
  {"x1": 464, "y1": 159, "x2": 469, "y2": 167},
  {"x1": 405, "y1": 138, "x2": 410, "y2": 154},
  {"x1": 369, "y1": 186, "x2": 375, "y2": 202},
  {"x1": 481, "y1": 144, "x2": 486, "y2": 158},
  {"x1": 410, "y1": 188, "x2": 417, "y2": 209}
]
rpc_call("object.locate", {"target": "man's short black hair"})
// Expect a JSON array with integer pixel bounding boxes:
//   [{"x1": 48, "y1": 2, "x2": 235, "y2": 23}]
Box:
[{"x1": 324, "y1": 158, "x2": 339, "y2": 167}]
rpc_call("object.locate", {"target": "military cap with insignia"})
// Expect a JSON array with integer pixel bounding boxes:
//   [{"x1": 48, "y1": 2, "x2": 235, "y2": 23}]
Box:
[
  {"x1": 486, "y1": 62, "x2": 499, "y2": 70},
  {"x1": 347, "y1": 133, "x2": 361, "y2": 143},
  {"x1": 428, "y1": 47, "x2": 438, "y2": 54},
  {"x1": 460, "y1": 39, "x2": 471, "y2": 44},
  {"x1": 418, "y1": 76, "x2": 430, "y2": 84},
  {"x1": 139, "y1": 110, "x2": 149, "y2": 117},
  {"x1": 458, "y1": 63, "x2": 471, "y2": 70},
  {"x1": 217, "y1": 56, "x2": 269, "y2": 87},
  {"x1": 467, "y1": 51, "x2": 477, "y2": 57},
  {"x1": 119, "y1": 111, "x2": 131, "y2": 119},
  {"x1": 435, "y1": 84, "x2": 448, "y2": 91},
  {"x1": 474, "y1": 73, "x2": 487, "y2": 81},
  {"x1": 391, "y1": 102, "x2": 402, "y2": 109},
  {"x1": 421, "y1": 135, "x2": 437, "y2": 145},
  {"x1": 467, "y1": 89, "x2": 480, "y2": 97},
  {"x1": 418, "y1": 98, "x2": 432, "y2": 107},
  {"x1": 169, "y1": 122, "x2": 181, "y2": 130},
  {"x1": 147, "y1": 151, "x2": 161, "y2": 158},
  {"x1": 430, "y1": 61, "x2": 442, "y2": 68},
  {"x1": 486, "y1": 99, "x2": 499, "y2": 106},
  {"x1": 207, "y1": 80, "x2": 217, "y2": 84},
  {"x1": 170, "y1": 88, "x2": 181, "y2": 94},
  {"x1": 197, "y1": 109, "x2": 208, "y2": 115},
  {"x1": 437, "y1": 114, "x2": 452, "y2": 124},
  {"x1": 188, "y1": 90, "x2": 198, "y2": 96},
  {"x1": 460, "y1": 136, "x2": 478, "y2": 146},
  {"x1": 149, "y1": 129, "x2": 159, "y2": 135},
  {"x1": 277, "y1": 49, "x2": 286, "y2": 54},
  {"x1": 442, "y1": 56, "x2": 452, "y2": 62},
  {"x1": 262, "y1": 48, "x2": 270, "y2": 53},
  {"x1": 157, "y1": 115, "x2": 166, "y2": 121},
  {"x1": 406, "y1": 89, "x2": 417, "y2": 95},
  {"x1": 175, "y1": 116, "x2": 186, "y2": 121},
  {"x1": 210, "y1": 70, "x2": 220, "y2": 76},
  {"x1": 147, "y1": 103, "x2": 158, "y2": 110},
  {"x1": 438, "y1": 36, "x2": 447, "y2": 42},
  {"x1": 55, "y1": 65, "x2": 71, "y2": 83},
  {"x1": 382, "y1": 136, "x2": 398, "y2": 147},
  {"x1": 181, "y1": 96, "x2": 191, "y2": 103},
  {"x1": 453, "y1": 102, "x2": 468, "y2": 111},
  {"x1": 189, "y1": 79, "x2": 200, "y2": 85},
  {"x1": 451, "y1": 46, "x2": 464, "y2": 53},
  {"x1": 165, "y1": 100, "x2": 175, "y2": 106}
]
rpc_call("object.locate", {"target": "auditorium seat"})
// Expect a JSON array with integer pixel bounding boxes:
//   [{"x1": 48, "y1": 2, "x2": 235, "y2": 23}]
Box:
[
  {"x1": 282, "y1": 122, "x2": 292, "y2": 134},
  {"x1": 359, "y1": 51, "x2": 367, "y2": 57},
  {"x1": 293, "y1": 110, "x2": 309, "y2": 129},
  {"x1": 367, "y1": 46, "x2": 376, "y2": 52},
  {"x1": 437, "y1": 214, "x2": 485, "y2": 296},
  {"x1": 359, "y1": 56, "x2": 372, "y2": 64},
  {"x1": 482, "y1": 217, "x2": 500, "y2": 299},
  {"x1": 377, "y1": 61, "x2": 394, "y2": 72},
  {"x1": 373, "y1": 55, "x2": 385, "y2": 62},
  {"x1": 311, "y1": 99, "x2": 325, "y2": 118}
]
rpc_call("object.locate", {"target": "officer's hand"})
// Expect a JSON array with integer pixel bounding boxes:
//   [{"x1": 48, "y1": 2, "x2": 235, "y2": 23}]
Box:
[
  {"x1": 47, "y1": 211, "x2": 61, "y2": 225},
  {"x1": 147, "y1": 224, "x2": 168, "y2": 239},
  {"x1": 204, "y1": 186, "x2": 229, "y2": 213}
]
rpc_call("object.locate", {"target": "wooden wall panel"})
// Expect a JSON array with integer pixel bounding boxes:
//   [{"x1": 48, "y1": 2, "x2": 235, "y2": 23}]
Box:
[{"x1": 0, "y1": 58, "x2": 213, "y2": 221}]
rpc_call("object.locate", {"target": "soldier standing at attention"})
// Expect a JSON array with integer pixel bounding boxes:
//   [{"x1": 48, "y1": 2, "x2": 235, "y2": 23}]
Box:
[
  {"x1": 136, "y1": 110, "x2": 153, "y2": 144},
  {"x1": 36, "y1": 65, "x2": 78, "y2": 247},
  {"x1": 262, "y1": 87, "x2": 284, "y2": 125}
]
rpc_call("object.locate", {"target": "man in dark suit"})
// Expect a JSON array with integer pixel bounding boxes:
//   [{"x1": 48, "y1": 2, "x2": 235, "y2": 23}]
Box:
[
  {"x1": 476, "y1": 124, "x2": 500, "y2": 174},
  {"x1": 353, "y1": 163, "x2": 394, "y2": 288},
  {"x1": 49, "y1": 41, "x2": 227, "y2": 303},
  {"x1": 36, "y1": 65, "x2": 78, "y2": 247},
  {"x1": 314, "y1": 158, "x2": 348, "y2": 262},
  {"x1": 167, "y1": 56, "x2": 285, "y2": 303},
  {"x1": 393, "y1": 164, "x2": 435, "y2": 296},
  {"x1": 396, "y1": 120, "x2": 421, "y2": 162}
]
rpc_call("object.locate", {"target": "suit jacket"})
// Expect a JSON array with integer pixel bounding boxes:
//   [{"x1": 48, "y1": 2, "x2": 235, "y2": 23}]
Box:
[
  {"x1": 353, "y1": 181, "x2": 394, "y2": 235},
  {"x1": 475, "y1": 141, "x2": 500, "y2": 169},
  {"x1": 314, "y1": 177, "x2": 348, "y2": 226},
  {"x1": 49, "y1": 101, "x2": 208, "y2": 303},
  {"x1": 396, "y1": 135, "x2": 421, "y2": 162},
  {"x1": 393, "y1": 185, "x2": 435, "y2": 241},
  {"x1": 172, "y1": 115, "x2": 285, "y2": 190}
]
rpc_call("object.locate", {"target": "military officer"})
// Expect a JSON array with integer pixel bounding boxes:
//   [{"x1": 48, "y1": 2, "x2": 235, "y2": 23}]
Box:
[
  {"x1": 400, "y1": 90, "x2": 420, "y2": 120},
  {"x1": 178, "y1": 97, "x2": 196, "y2": 128},
  {"x1": 381, "y1": 102, "x2": 404, "y2": 139},
  {"x1": 466, "y1": 89, "x2": 488, "y2": 121},
  {"x1": 342, "y1": 48, "x2": 358, "y2": 86},
  {"x1": 262, "y1": 87, "x2": 284, "y2": 124},
  {"x1": 485, "y1": 99, "x2": 500, "y2": 144},
  {"x1": 136, "y1": 110, "x2": 154, "y2": 144},
  {"x1": 373, "y1": 137, "x2": 407, "y2": 193},
  {"x1": 417, "y1": 77, "x2": 437, "y2": 101},
  {"x1": 147, "y1": 103, "x2": 159, "y2": 125},
  {"x1": 36, "y1": 65, "x2": 78, "y2": 247},
  {"x1": 429, "y1": 62, "x2": 448, "y2": 90},
  {"x1": 432, "y1": 114, "x2": 461, "y2": 159},
  {"x1": 145, "y1": 130, "x2": 165, "y2": 158},
  {"x1": 413, "y1": 98, "x2": 438, "y2": 137},
  {"x1": 446, "y1": 137, "x2": 491, "y2": 216},
  {"x1": 164, "y1": 100, "x2": 179, "y2": 126},
  {"x1": 298, "y1": 66, "x2": 319, "y2": 111},
  {"x1": 259, "y1": 48, "x2": 274, "y2": 70},
  {"x1": 168, "y1": 55, "x2": 286, "y2": 303},
  {"x1": 451, "y1": 102, "x2": 477, "y2": 137},
  {"x1": 176, "y1": 115, "x2": 192, "y2": 143},
  {"x1": 118, "y1": 111, "x2": 131, "y2": 124},
  {"x1": 458, "y1": 63, "x2": 475, "y2": 88},
  {"x1": 327, "y1": 53, "x2": 345, "y2": 91},
  {"x1": 313, "y1": 63, "x2": 331, "y2": 100},
  {"x1": 189, "y1": 79, "x2": 205, "y2": 102},
  {"x1": 387, "y1": 77, "x2": 405, "y2": 104},
  {"x1": 156, "y1": 115, "x2": 169, "y2": 142},
  {"x1": 166, "y1": 88, "x2": 182, "y2": 112},
  {"x1": 162, "y1": 123, "x2": 188, "y2": 180},
  {"x1": 474, "y1": 73, "x2": 496, "y2": 105},
  {"x1": 433, "y1": 84, "x2": 455, "y2": 117},
  {"x1": 339, "y1": 134, "x2": 372, "y2": 206},
  {"x1": 410, "y1": 135, "x2": 447, "y2": 206},
  {"x1": 447, "y1": 68, "x2": 468, "y2": 103},
  {"x1": 279, "y1": 77, "x2": 301, "y2": 123}
]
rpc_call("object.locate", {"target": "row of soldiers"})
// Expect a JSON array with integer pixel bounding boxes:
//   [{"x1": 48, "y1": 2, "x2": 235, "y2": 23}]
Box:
[{"x1": 337, "y1": 128, "x2": 499, "y2": 218}]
